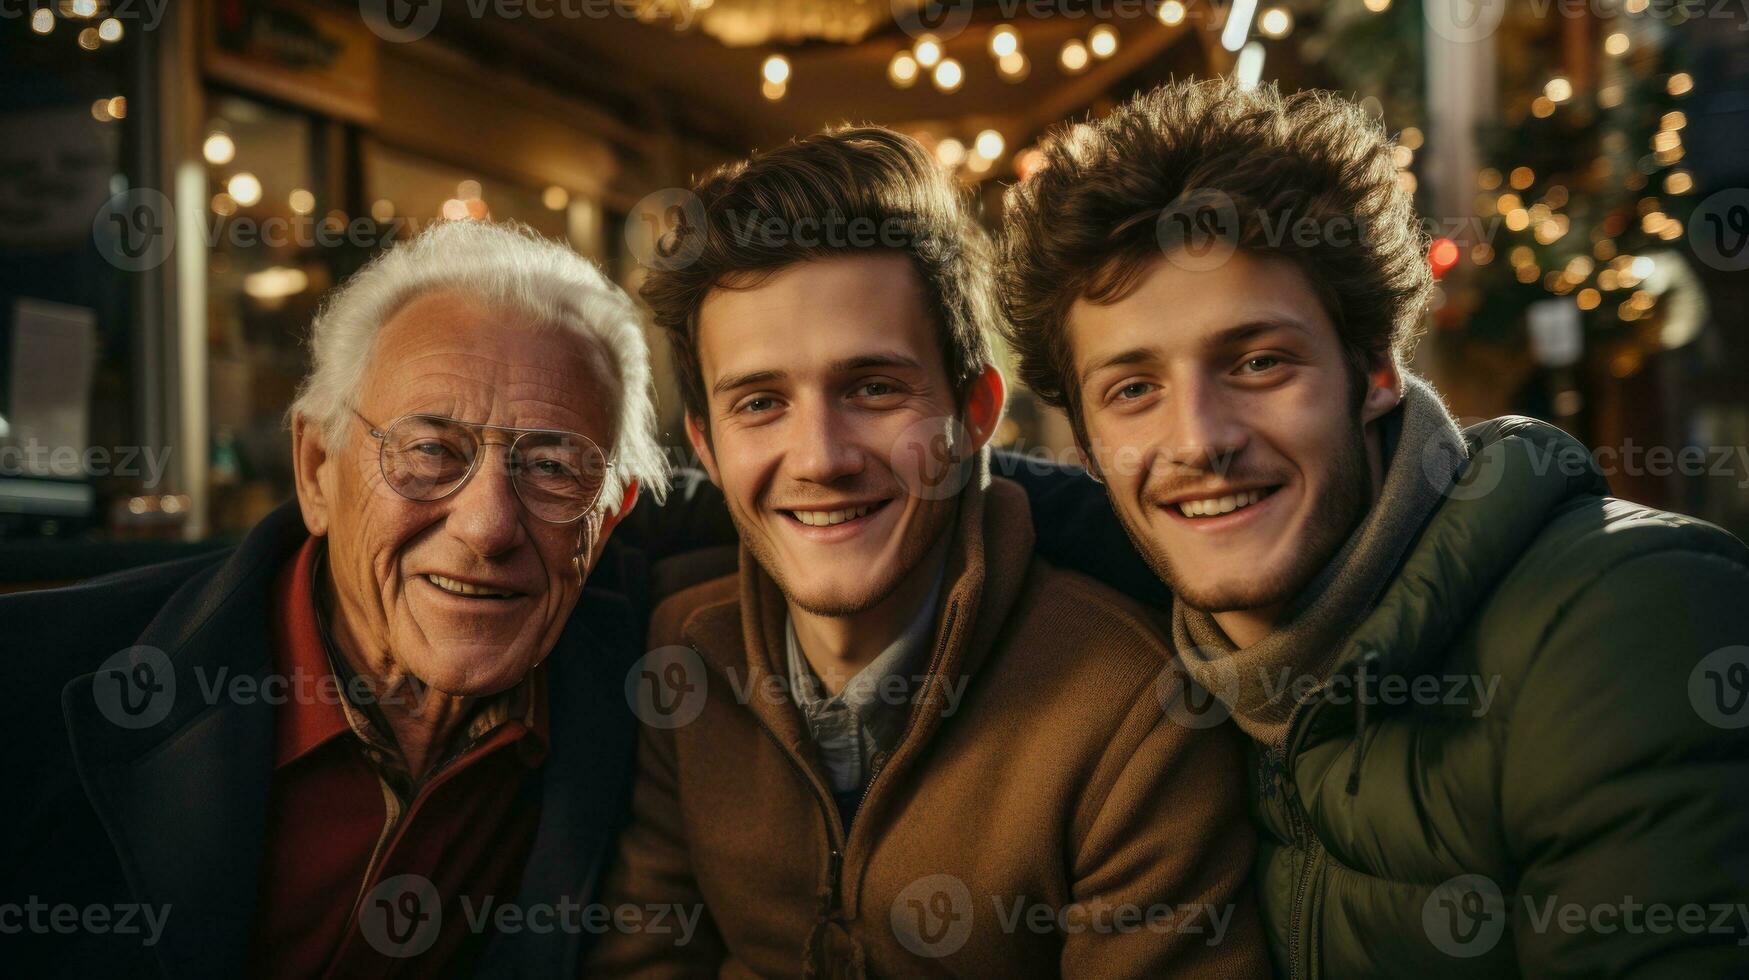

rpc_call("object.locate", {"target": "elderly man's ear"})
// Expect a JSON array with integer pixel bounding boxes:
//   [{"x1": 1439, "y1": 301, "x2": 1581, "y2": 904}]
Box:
[{"x1": 291, "y1": 413, "x2": 338, "y2": 538}]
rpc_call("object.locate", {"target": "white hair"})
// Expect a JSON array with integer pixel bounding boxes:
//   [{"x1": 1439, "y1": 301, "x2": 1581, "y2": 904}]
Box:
[{"x1": 289, "y1": 219, "x2": 668, "y2": 512}]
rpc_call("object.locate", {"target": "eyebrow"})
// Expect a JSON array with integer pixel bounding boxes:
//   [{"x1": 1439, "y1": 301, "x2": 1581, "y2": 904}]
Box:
[
  {"x1": 1077, "y1": 317, "x2": 1311, "y2": 386},
  {"x1": 708, "y1": 352, "x2": 925, "y2": 398}
]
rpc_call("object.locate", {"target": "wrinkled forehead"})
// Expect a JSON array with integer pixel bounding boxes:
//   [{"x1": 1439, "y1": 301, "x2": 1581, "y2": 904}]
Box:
[{"x1": 358, "y1": 291, "x2": 617, "y2": 439}]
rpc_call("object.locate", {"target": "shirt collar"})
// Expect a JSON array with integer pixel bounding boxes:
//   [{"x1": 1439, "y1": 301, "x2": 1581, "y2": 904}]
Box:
[
  {"x1": 272, "y1": 538, "x2": 548, "y2": 777},
  {"x1": 785, "y1": 555, "x2": 948, "y2": 730}
]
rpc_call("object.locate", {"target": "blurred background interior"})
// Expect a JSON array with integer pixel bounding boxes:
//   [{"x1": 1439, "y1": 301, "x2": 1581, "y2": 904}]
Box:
[{"x1": 2, "y1": 0, "x2": 1746, "y2": 587}]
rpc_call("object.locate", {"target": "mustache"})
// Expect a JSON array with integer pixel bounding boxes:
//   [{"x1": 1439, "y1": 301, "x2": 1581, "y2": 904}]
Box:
[
  {"x1": 767, "y1": 482, "x2": 902, "y2": 507},
  {"x1": 1135, "y1": 456, "x2": 1285, "y2": 506}
]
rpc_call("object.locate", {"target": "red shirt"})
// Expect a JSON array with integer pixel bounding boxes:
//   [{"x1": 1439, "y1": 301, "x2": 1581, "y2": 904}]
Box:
[{"x1": 248, "y1": 538, "x2": 549, "y2": 978}]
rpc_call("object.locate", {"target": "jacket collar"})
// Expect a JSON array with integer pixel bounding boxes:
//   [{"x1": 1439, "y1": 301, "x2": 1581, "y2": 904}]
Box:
[
  {"x1": 60, "y1": 501, "x2": 640, "y2": 978},
  {"x1": 61, "y1": 501, "x2": 305, "y2": 979},
  {"x1": 682, "y1": 453, "x2": 1038, "y2": 833},
  {"x1": 1291, "y1": 417, "x2": 1610, "y2": 753}
]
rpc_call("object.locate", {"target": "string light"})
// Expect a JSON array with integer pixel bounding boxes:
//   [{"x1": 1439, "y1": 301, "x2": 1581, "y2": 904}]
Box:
[
  {"x1": 1259, "y1": 7, "x2": 1293, "y2": 38},
  {"x1": 1059, "y1": 40, "x2": 1089, "y2": 73},
  {"x1": 974, "y1": 129, "x2": 1005, "y2": 160},
  {"x1": 203, "y1": 132, "x2": 236, "y2": 166},
  {"x1": 889, "y1": 51, "x2": 919, "y2": 88},
  {"x1": 1157, "y1": 0, "x2": 1186, "y2": 25},
  {"x1": 933, "y1": 58, "x2": 963, "y2": 93},
  {"x1": 989, "y1": 26, "x2": 1019, "y2": 59},
  {"x1": 31, "y1": 8, "x2": 53, "y2": 32},
  {"x1": 914, "y1": 35, "x2": 942, "y2": 68},
  {"x1": 761, "y1": 54, "x2": 790, "y2": 85},
  {"x1": 1089, "y1": 25, "x2": 1119, "y2": 59}
]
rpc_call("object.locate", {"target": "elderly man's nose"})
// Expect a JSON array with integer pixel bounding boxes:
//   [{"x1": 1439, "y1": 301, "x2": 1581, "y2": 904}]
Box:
[{"x1": 446, "y1": 451, "x2": 526, "y2": 557}]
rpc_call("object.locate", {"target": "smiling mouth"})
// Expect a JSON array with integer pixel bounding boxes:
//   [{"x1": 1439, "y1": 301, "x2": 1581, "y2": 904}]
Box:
[
  {"x1": 425, "y1": 573, "x2": 522, "y2": 599},
  {"x1": 1173, "y1": 486, "x2": 1280, "y2": 518},
  {"x1": 782, "y1": 499, "x2": 891, "y2": 528}
]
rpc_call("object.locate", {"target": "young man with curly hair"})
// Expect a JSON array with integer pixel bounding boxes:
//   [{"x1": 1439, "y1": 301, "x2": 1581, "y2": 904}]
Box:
[{"x1": 1000, "y1": 77, "x2": 1749, "y2": 977}]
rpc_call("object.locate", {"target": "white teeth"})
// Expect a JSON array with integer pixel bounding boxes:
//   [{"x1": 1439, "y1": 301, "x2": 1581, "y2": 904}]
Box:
[
  {"x1": 427, "y1": 574, "x2": 513, "y2": 597},
  {"x1": 792, "y1": 503, "x2": 876, "y2": 527},
  {"x1": 1177, "y1": 489, "x2": 1269, "y2": 518}
]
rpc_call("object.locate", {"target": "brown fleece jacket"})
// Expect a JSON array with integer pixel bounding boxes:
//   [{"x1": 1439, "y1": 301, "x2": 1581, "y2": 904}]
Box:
[{"x1": 585, "y1": 475, "x2": 1267, "y2": 979}]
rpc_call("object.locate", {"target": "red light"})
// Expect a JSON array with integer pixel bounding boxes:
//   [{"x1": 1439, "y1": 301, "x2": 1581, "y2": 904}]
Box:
[{"x1": 1429, "y1": 237, "x2": 1460, "y2": 279}]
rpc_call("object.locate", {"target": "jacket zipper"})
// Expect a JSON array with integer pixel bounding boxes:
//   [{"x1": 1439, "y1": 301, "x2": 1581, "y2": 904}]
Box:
[
  {"x1": 851, "y1": 601, "x2": 960, "y2": 822},
  {"x1": 1280, "y1": 688, "x2": 1325, "y2": 980}
]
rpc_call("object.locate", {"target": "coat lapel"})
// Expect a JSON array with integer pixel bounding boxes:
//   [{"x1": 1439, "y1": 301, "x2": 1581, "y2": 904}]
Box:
[{"x1": 60, "y1": 503, "x2": 305, "y2": 978}]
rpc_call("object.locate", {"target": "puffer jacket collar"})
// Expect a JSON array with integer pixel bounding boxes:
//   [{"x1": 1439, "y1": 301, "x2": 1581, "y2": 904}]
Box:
[{"x1": 1291, "y1": 417, "x2": 1610, "y2": 755}]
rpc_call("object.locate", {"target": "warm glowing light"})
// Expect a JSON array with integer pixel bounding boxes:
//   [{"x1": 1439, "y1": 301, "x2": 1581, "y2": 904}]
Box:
[
  {"x1": 78, "y1": 27, "x2": 99, "y2": 50},
  {"x1": 1478, "y1": 168, "x2": 1502, "y2": 190},
  {"x1": 761, "y1": 79, "x2": 787, "y2": 101},
  {"x1": 1661, "y1": 110, "x2": 1687, "y2": 130},
  {"x1": 997, "y1": 52, "x2": 1029, "y2": 79},
  {"x1": 457, "y1": 179, "x2": 482, "y2": 201},
  {"x1": 890, "y1": 51, "x2": 919, "y2": 87},
  {"x1": 106, "y1": 95, "x2": 125, "y2": 118},
  {"x1": 441, "y1": 198, "x2": 470, "y2": 221},
  {"x1": 1510, "y1": 166, "x2": 1535, "y2": 190},
  {"x1": 1221, "y1": 0, "x2": 1257, "y2": 52},
  {"x1": 1531, "y1": 97, "x2": 1555, "y2": 118},
  {"x1": 1505, "y1": 208, "x2": 1530, "y2": 232},
  {"x1": 1664, "y1": 171, "x2": 1693, "y2": 195},
  {"x1": 989, "y1": 26, "x2": 1019, "y2": 59},
  {"x1": 91, "y1": 99, "x2": 112, "y2": 122},
  {"x1": 914, "y1": 35, "x2": 942, "y2": 68},
  {"x1": 1157, "y1": 0, "x2": 1186, "y2": 25},
  {"x1": 1364, "y1": 0, "x2": 1391, "y2": 11},
  {"x1": 1429, "y1": 238, "x2": 1460, "y2": 276},
  {"x1": 226, "y1": 172, "x2": 262, "y2": 207},
  {"x1": 1598, "y1": 85, "x2": 1623, "y2": 109},
  {"x1": 1059, "y1": 40, "x2": 1089, "y2": 73},
  {"x1": 244, "y1": 266, "x2": 310, "y2": 301},
  {"x1": 1235, "y1": 41, "x2": 1266, "y2": 91},
  {"x1": 1604, "y1": 32, "x2": 1629, "y2": 55},
  {"x1": 203, "y1": 132, "x2": 235, "y2": 166},
  {"x1": 98, "y1": 17, "x2": 121, "y2": 41},
  {"x1": 371, "y1": 199, "x2": 396, "y2": 222},
  {"x1": 932, "y1": 58, "x2": 963, "y2": 92},
  {"x1": 70, "y1": 0, "x2": 97, "y2": 16},
  {"x1": 1400, "y1": 127, "x2": 1423, "y2": 150},
  {"x1": 967, "y1": 153, "x2": 993, "y2": 174},
  {"x1": 1391, "y1": 145, "x2": 1414, "y2": 169},
  {"x1": 1577, "y1": 288, "x2": 1601, "y2": 311},
  {"x1": 31, "y1": 8, "x2": 53, "y2": 32},
  {"x1": 1259, "y1": 7, "x2": 1292, "y2": 38},
  {"x1": 211, "y1": 193, "x2": 237, "y2": 216},
  {"x1": 761, "y1": 54, "x2": 790, "y2": 85},
  {"x1": 975, "y1": 129, "x2": 1005, "y2": 160},
  {"x1": 1667, "y1": 72, "x2": 1693, "y2": 96},
  {"x1": 1089, "y1": 25, "x2": 1119, "y2": 58},
  {"x1": 1544, "y1": 77, "x2": 1572, "y2": 103},
  {"x1": 288, "y1": 189, "x2": 315, "y2": 215},
  {"x1": 543, "y1": 186, "x2": 569, "y2": 210},
  {"x1": 936, "y1": 138, "x2": 966, "y2": 168}
]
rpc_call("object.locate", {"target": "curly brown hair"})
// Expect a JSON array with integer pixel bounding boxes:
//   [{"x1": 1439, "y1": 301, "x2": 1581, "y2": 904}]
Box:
[
  {"x1": 641, "y1": 126, "x2": 998, "y2": 433},
  {"x1": 999, "y1": 77, "x2": 1431, "y2": 443}
]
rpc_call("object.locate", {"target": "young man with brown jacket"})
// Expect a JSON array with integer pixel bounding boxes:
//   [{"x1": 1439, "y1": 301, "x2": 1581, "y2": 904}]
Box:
[{"x1": 583, "y1": 128, "x2": 1270, "y2": 978}]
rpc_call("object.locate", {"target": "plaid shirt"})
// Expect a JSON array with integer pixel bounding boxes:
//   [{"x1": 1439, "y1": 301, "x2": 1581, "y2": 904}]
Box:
[{"x1": 784, "y1": 570, "x2": 944, "y2": 801}]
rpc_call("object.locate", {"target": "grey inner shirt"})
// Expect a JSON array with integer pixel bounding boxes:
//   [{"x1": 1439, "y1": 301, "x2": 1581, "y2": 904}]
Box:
[{"x1": 785, "y1": 564, "x2": 947, "y2": 799}]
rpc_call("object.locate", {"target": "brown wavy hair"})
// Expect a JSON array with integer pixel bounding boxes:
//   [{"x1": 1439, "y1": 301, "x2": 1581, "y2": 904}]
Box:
[
  {"x1": 642, "y1": 126, "x2": 998, "y2": 433},
  {"x1": 999, "y1": 77, "x2": 1431, "y2": 444}
]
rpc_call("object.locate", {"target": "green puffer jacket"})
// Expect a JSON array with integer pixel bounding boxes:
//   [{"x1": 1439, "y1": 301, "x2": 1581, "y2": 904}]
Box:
[{"x1": 1254, "y1": 417, "x2": 1749, "y2": 978}]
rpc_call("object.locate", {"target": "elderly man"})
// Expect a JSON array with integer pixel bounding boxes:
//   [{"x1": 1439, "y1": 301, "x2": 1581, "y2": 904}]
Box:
[{"x1": 0, "y1": 221, "x2": 669, "y2": 977}]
